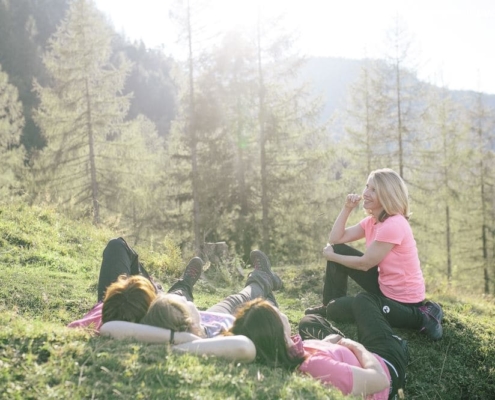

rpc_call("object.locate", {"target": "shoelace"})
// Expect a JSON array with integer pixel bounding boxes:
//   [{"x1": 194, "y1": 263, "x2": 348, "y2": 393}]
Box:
[
  {"x1": 185, "y1": 268, "x2": 201, "y2": 279},
  {"x1": 419, "y1": 304, "x2": 440, "y2": 323}
]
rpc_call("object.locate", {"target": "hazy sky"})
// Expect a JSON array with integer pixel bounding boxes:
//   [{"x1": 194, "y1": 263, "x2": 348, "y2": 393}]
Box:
[{"x1": 95, "y1": 0, "x2": 495, "y2": 94}]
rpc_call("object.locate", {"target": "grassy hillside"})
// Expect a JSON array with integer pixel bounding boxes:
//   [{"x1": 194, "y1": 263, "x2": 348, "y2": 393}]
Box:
[{"x1": 1, "y1": 202, "x2": 494, "y2": 399}]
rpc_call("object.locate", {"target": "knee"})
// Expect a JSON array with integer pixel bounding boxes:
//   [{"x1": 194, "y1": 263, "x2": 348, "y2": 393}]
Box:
[
  {"x1": 353, "y1": 292, "x2": 380, "y2": 311},
  {"x1": 103, "y1": 237, "x2": 126, "y2": 254},
  {"x1": 332, "y1": 243, "x2": 348, "y2": 254},
  {"x1": 298, "y1": 314, "x2": 325, "y2": 334},
  {"x1": 325, "y1": 299, "x2": 337, "y2": 316}
]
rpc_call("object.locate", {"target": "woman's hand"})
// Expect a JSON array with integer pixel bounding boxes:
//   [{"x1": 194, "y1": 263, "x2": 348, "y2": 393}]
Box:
[
  {"x1": 338, "y1": 338, "x2": 366, "y2": 353},
  {"x1": 344, "y1": 194, "x2": 362, "y2": 210},
  {"x1": 322, "y1": 333, "x2": 343, "y2": 344},
  {"x1": 322, "y1": 243, "x2": 335, "y2": 260}
]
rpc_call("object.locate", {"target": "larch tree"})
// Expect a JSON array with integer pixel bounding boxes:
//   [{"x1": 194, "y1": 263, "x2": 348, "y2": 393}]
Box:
[
  {"x1": 101, "y1": 114, "x2": 165, "y2": 245},
  {"x1": 381, "y1": 16, "x2": 425, "y2": 182},
  {"x1": 0, "y1": 63, "x2": 26, "y2": 198},
  {"x1": 468, "y1": 91, "x2": 495, "y2": 294},
  {"x1": 250, "y1": 8, "x2": 329, "y2": 258},
  {"x1": 341, "y1": 58, "x2": 393, "y2": 180},
  {"x1": 416, "y1": 85, "x2": 471, "y2": 288},
  {"x1": 168, "y1": 0, "x2": 216, "y2": 254},
  {"x1": 32, "y1": 0, "x2": 131, "y2": 224}
]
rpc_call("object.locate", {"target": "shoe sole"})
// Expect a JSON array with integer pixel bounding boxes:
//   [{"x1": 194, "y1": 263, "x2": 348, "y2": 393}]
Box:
[
  {"x1": 250, "y1": 250, "x2": 272, "y2": 274},
  {"x1": 250, "y1": 250, "x2": 283, "y2": 291}
]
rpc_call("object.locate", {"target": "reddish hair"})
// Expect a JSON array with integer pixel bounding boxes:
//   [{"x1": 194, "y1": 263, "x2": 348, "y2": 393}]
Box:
[{"x1": 102, "y1": 275, "x2": 157, "y2": 324}]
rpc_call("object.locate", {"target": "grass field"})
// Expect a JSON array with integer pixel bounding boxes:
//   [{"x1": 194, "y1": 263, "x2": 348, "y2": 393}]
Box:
[{"x1": 1, "y1": 202, "x2": 494, "y2": 399}]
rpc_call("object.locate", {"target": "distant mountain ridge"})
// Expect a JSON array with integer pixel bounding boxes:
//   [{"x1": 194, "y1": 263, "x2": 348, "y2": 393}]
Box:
[{"x1": 302, "y1": 56, "x2": 495, "y2": 125}]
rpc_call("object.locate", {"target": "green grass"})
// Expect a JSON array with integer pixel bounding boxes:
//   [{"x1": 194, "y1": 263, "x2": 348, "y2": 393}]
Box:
[{"x1": 1, "y1": 202, "x2": 494, "y2": 399}]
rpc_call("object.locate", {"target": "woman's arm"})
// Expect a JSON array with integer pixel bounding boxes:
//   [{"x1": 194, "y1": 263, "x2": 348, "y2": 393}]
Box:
[
  {"x1": 338, "y1": 339, "x2": 390, "y2": 396},
  {"x1": 328, "y1": 195, "x2": 364, "y2": 244},
  {"x1": 100, "y1": 321, "x2": 201, "y2": 344},
  {"x1": 172, "y1": 335, "x2": 256, "y2": 363},
  {"x1": 100, "y1": 322, "x2": 256, "y2": 363},
  {"x1": 323, "y1": 240, "x2": 394, "y2": 271}
]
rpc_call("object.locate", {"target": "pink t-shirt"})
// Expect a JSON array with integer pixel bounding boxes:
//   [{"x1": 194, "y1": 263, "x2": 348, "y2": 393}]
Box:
[
  {"x1": 360, "y1": 215, "x2": 425, "y2": 303},
  {"x1": 292, "y1": 335, "x2": 391, "y2": 399},
  {"x1": 67, "y1": 302, "x2": 103, "y2": 332}
]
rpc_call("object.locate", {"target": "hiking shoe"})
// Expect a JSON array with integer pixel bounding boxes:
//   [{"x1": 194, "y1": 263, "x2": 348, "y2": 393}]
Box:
[
  {"x1": 182, "y1": 257, "x2": 204, "y2": 286},
  {"x1": 304, "y1": 304, "x2": 327, "y2": 317},
  {"x1": 250, "y1": 250, "x2": 283, "y2": 291},
  {"x1": 419, "y1": 301, "x2": 444, "y2": 341}
]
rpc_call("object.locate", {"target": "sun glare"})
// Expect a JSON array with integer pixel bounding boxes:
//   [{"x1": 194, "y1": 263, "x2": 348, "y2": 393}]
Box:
[{"x1": 95, "y1": 0, "x2": 495, "y2": 93}]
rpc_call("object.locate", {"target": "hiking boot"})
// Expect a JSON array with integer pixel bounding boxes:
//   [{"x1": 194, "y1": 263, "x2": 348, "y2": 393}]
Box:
[
  {"x1": 182, "y1": 257, "x2": 204, "y2": 286},
  {"x1": 419, "y1": 301, "x2": 444, "y2": 341},
  {"x1": 250, "y1": 250, "x2": 282, "y2": 291},
  {"x1": 304, "y1": 304, "x2": 327, "y2": 317}
]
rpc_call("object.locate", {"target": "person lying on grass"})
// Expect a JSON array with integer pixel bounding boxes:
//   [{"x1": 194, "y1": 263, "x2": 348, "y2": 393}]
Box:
[
  {"x1": 205, "y1": 251, "x2": 408, "y2": 400},
  {"x1": 69, "y1": 237, "x2": 281, "y2": 333},
  {"x1": 229, "y1": 294, "x2": 408, "y2": 400},
  {"x1": 69, "y1": 237, "x2": 280, "y2": 362}
]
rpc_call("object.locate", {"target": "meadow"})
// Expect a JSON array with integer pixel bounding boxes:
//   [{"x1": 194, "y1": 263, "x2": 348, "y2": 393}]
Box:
[{"x1": 0, "y1": 202, "x2": 494, "y2": 399}]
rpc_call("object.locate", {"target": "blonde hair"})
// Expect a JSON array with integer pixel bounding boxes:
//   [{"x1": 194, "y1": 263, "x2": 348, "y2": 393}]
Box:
[
  {"x1": 102, "y1": 275, "x2": 157, "y2": 324},
  {"x1": 140, "y1": 295, "x2": 203, "y2": 337},
  {"x1": 368, "y1": 168, "x2": 410, "y2": 222}
]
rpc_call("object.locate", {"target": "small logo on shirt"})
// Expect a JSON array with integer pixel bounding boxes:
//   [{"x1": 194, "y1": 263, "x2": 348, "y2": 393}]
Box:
[{"x1": 382, "y1": 305, "x2": 390, "y2": 314}]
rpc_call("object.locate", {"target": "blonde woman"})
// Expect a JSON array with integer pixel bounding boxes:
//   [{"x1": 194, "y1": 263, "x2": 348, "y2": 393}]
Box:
[
  {"x1": 305, "y1": 168, "x2": 444, "y2": 340},
  {"x1": 140, "y1": 294, "x2": 205, "y2": 337}
]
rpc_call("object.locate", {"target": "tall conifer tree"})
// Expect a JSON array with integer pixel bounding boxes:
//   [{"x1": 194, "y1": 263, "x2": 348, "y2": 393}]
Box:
[
  {"x1": 0, "y1": 64, "x2": 26, "y2": 197},
  {"x1": 32, "y1": 0, "x2": 131, "y2": 224}
]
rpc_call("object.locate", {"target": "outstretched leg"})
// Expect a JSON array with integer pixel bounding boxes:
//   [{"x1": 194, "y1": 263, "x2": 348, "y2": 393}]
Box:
[
  {"x1": 207, "y1": 250, "x2": 281, "y2": 315},
  {"x1": 166, "y1": 257, "x2": 204, "y2": 302}
]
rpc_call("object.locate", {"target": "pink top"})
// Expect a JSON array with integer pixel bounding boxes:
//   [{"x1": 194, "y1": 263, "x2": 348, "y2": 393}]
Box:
[
  {"x1": 360, "y1": 215, "x2": 425, "y2": 303},
  {"x1": 67, "y1": 302, "x2": 103, "y2": 332},
  {"x1": 291, "y1": 335, "x2": 391, "y2": 399}
]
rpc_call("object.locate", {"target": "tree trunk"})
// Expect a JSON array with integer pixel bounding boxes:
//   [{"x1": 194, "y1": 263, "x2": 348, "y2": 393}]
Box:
[
  {"x1": 256, "y1": 9, "x2": 269, "y2": 253},
  {"x1": 85, "y1": 78, "x2": 99, "y2": 225},
  {"x1": 186, "y1": 0, "x2": 201, "y2": 254}
]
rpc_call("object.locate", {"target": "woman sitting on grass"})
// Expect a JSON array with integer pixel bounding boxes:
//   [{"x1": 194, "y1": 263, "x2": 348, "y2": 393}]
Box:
[{"x1": 306, "y1": 168, "x2": 443, "y2": 341}]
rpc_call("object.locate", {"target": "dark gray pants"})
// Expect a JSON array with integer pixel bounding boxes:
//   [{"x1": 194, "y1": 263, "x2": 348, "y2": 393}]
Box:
[
  {"x1": 97, "y1": 237, "x2": 162, "y2": 302},
  {"x1": 323, "y1": 243, "x2": 424, "y2": 330}
]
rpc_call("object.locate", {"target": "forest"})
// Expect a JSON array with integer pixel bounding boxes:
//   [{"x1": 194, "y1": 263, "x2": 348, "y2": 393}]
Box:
[{"x1": 1, "y1": 0, "x2": 495, "y2": 296}]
